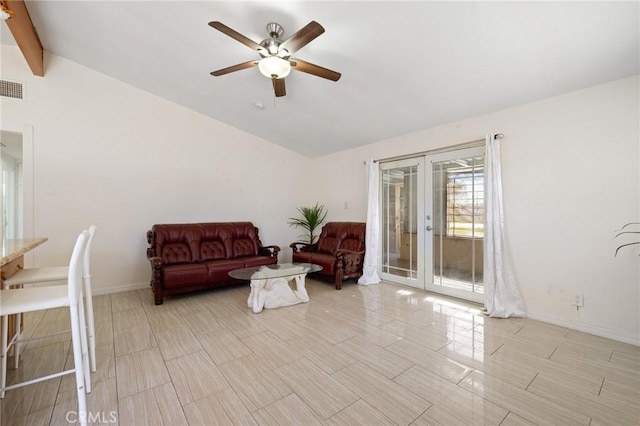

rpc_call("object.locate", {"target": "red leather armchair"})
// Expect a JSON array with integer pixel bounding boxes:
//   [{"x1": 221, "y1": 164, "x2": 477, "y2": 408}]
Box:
[{"x1": 290, "y1": 222, "x2": 365, "y2": 289}]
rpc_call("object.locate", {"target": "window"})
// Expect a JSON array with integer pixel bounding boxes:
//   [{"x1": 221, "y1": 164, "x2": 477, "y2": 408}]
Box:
[{"x1": 445, "y1": 159, "x2": 484, "y2": 238}]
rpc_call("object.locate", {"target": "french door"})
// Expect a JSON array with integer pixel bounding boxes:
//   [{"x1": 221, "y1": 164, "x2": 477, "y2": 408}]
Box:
[
  {"x1": 380, "y1": 158, "x2": 425, "y2": 289},
  {"x1": 380, "y1": 146, "x2": 485, "y2": 303}
]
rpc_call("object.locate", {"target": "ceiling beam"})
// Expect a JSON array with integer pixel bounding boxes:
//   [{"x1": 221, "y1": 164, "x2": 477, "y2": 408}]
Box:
[{"x1": 4, "y1": 0, "x2": 44, "y2": 76}]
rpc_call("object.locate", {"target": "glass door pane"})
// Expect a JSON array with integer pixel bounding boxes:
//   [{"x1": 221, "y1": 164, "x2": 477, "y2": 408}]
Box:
[
  {"x1": 427, "y1": 147, "x2": 485, "y2": 303},
  {"x1": 380, "y1": 158, "x2": 424, "y2": 288}
]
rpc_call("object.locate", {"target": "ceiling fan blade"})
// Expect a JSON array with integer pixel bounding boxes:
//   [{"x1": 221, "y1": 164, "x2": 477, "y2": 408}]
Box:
[
  {"x1": 208, "y1": 21, "x2": 268, "y2": 55},
  {"x1": 272, "y1": 78, "x2": 286, "y2": 97},
  {"x1": 289, "y1": 59, "x2": 341, "y2": 81},
  {"x1": 210, "y1": 60, "x2": 257, "y2": 76},
  {"x1": 279, "y1": 21, "x2": 325, "y2": 55}
]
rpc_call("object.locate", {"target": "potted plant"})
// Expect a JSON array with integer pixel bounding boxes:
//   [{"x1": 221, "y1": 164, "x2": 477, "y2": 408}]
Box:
[
  {"x1": 614, "y1": 222, "x2": 639, "y2": 256},
  {"x1": 288, "y1": 203, "x2": 328, "y2": 244}
]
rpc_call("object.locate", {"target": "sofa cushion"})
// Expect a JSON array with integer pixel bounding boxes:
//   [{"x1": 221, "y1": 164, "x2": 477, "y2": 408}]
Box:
[
  {"x1": 292, "y1": 252, "x2": 336, "y2": 275},
  {"x1": 161, "y1": 243, "x2": 193, "y2": 264},
  {"x1": 163, "y1": 263, "x2": 208, "y2": 288},
  {"x1": 204, "y1": 259, "x2": 245, "y2": 282},
  {"x1": 200, "y1": 223, "x2": 234, "y2": 260},
  {"x1": 200, "y1": 240, "x2": 227, "y2": 261},
  {"x1": 316, "y1": 222, "x2": 343, "y2": 254},
  {"x1": 339, "y1": 223, "x2": 365, "y2": 252},
  {"x1": 292, "y1": 251, "x2": 314, "y2": 264},
  {"x1": 232, "y1": 238, "x2": 257, "y2": 257},
  {"x1": 230, "y1": 222, "x2": 260, "y2": 258},
  {"x1": 153, "y1": 224, "x2": 202, "y2": 264}
]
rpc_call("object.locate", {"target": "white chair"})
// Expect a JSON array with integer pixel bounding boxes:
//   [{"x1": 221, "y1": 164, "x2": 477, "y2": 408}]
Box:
[
  {"x1": 1, "y1": 230, "x2": 90, "y2": 425},
  {"x1": 3, "y1": 225, "x2": 97, "y2": 372}
]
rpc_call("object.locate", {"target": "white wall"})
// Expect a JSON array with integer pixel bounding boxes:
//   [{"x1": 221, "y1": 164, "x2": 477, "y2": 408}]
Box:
[
  {"x1": 311, "y1": 76, "x2": 640, "y2": 345},
  {"x1": 1, "y1": 46, "x2": 311, "y2": 294}
]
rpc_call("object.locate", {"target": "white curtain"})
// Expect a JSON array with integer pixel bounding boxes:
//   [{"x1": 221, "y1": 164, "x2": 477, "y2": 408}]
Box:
[
  {"x1": 358, "y1": 159, "x2": 381, "y2": 285},
  {"x1": 484, "y1": 134, "x2": 525, "y2": 317}
]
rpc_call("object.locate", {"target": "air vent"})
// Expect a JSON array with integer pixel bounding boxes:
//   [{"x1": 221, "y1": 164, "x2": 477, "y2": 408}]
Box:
[{"x1": 0, "y1": 80, "x2": 24, "y2": 99}]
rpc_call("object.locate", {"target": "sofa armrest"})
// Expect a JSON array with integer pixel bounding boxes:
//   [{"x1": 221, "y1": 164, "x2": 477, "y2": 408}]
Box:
[
  {"x1": 259, "y1": 245, "x2": 281, "y2": 258},
  {"x1": 148, "y1": 256, "x2": 163, "y2": 267},
  {"x1": 290, "y1": 242, "x2": 318, "y2": 253}
]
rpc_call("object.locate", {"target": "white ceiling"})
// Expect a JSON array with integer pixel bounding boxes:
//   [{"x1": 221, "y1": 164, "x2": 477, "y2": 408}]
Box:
[{"x1": 1, "y1": 1, "x2": 638, "y2": 158}]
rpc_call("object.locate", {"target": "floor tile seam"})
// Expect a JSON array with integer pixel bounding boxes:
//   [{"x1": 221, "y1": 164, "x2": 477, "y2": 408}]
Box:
[
  {"x1": 609, "y1": 347, "x2": 640, "y2": 358},
  {"x1": 115, "y1": 345, "x2": 172, "y2": 393},
  {"x1": 411, "y1": 403, "x2": 435, "y2": 424},
  {"x1": 114, "y1": 371, "x2": 172, "y2": 403},
  {"x1": 168, "y1": 361, "x2": 230, "y2": 410},
  {"x1": 524, "y1": 379, "x2": 637, "y2": 425},
  {"x1": 552, "y1": 342, "x2": 617, "y2": 359},
  {"x1": 191, "y1": 321, "x2": 236, "y2": 338},
  {"x1": 459, "y1": 371, "x2": 590, "y2": 425},
  {"x1": 528, "y1": 370, "x2": 605, "y2": 397},
  {"x1": 524, "y1": 372, "x2": 538, "y2": 391},
  {"x1": 597, "y1": 376, "x2": 606, "y2": 397},
  {"x1": 16, "y1": 336, "x2": 73, "y2": 356},
  {"x1": 326, "y1": 397, "x2": 396, "y2": 425},
  {"x1": 454, "y1": 366, "x2": 476, "y2": 386},
  {"x1": 607, "y1": 355, "x2": 640, "y2": 371},
  {"x1": 388, "y1": 366, "x2": 441, "y2": 406},
  {"x1": 550, "y1": 351, "x2": 640, "y2": 379},
  {"x1": 200, "y1": 344, "x2": 255, "y2": 368},
  {"x1": 434, "y1": 336, "x2": 483, "y2": 355},
  {"x1": 329, "y1": 362, "x2": 431, "y2": 419},
  {"x1": 3, "y1": 378, "x2": 63, "y2": 423},
  {"x1": 495, "y1": 409, "x2": 510, "y2": 425},
  {"x1": 374, "y1": 339, "x2": 444, "y2": 372},
  {"x1": 491, "y1": 349, "x2": 608, "y2": 388},
  {"x1": 542, "y1": 371, "x2": 640, "y2": 411},
  {"x1": 248, "y1": 390, "x2": 308, "y2": 422}
]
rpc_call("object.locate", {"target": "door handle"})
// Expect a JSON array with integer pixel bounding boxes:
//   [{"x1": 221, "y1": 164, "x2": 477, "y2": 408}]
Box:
[{"x1": 426, "y1": 226, "x2": 433, "y2": 231}]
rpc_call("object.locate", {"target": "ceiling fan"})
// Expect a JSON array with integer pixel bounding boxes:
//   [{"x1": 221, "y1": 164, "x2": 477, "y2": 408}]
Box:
[{"x1": 209, "y1": 20, "x2": 341, "y2": 97}]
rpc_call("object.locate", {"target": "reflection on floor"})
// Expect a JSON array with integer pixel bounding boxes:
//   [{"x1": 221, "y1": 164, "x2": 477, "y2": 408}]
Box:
[{"x1": 1, "y1": 279, "x2": 638, "y2": 425}]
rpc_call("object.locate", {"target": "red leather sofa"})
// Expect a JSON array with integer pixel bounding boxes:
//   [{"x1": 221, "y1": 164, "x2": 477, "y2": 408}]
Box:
[
  {"x1": 147, "y1": 222, "x2": 279, "y2": 305},
  {"x1": 290, "y1": 222, "x2": 365, "y2": 289}
]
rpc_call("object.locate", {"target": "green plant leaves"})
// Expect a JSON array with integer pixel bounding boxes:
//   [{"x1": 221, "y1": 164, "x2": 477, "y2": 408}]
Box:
[{"x1": 288, "y1": 203, "x2": 328, "y2": 244}]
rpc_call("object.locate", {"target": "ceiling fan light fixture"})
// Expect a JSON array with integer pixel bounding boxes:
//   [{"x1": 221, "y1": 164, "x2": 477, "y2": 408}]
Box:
[
  {"x1": 0, "y1": 2, "x2": 14, "y2": 20},
  {"x1": 258, "y1": 56, "x2": 291, "y2": 79}
]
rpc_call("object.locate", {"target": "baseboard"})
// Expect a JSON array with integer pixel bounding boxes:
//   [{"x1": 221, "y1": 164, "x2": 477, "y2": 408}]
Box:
[
  {"x1": 92, "y1": 282, "x2": 150, "y2": 296},
  {"x1": 526, "y1": 311, "x2": 640, "y2": 346}
]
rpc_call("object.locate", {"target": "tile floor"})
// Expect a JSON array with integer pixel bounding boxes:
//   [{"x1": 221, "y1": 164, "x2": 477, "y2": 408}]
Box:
[{"x1": 0, "y1": 279, "x2": 638, "y2": 425}]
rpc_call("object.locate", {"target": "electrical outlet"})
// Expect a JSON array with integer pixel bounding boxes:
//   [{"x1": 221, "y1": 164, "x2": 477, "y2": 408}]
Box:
[{"x1": 572, "y1": 293, "x2": 584, "y2": 307}]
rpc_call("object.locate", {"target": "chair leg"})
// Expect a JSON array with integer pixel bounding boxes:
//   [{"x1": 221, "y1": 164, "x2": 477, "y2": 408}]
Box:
[
  {"x1": 83, "y1": 276, "x2": 96, "y2": 372},
  {"x1": 78, "y1": 297, "x2": 91, "y2": 394},
  {"x1": 69, "y1": 305, "x2": 88, "y2": 426},
  {"x1": 1, "y1": 314, "x2": 7, "y2": 399},
  {"x1": 13, "y1": 313, "x2": 20, "y2": 369}
]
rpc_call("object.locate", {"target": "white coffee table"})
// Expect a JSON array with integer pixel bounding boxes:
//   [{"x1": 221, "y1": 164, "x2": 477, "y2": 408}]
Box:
[{"x1": 229, "y1": 263, "x2": 322, "y2": 313}]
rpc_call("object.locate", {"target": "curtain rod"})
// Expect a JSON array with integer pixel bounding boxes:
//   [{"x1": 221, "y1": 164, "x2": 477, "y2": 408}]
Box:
[{"x1": 369, "y1": 133, "x2": 503, "y2": 164}]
